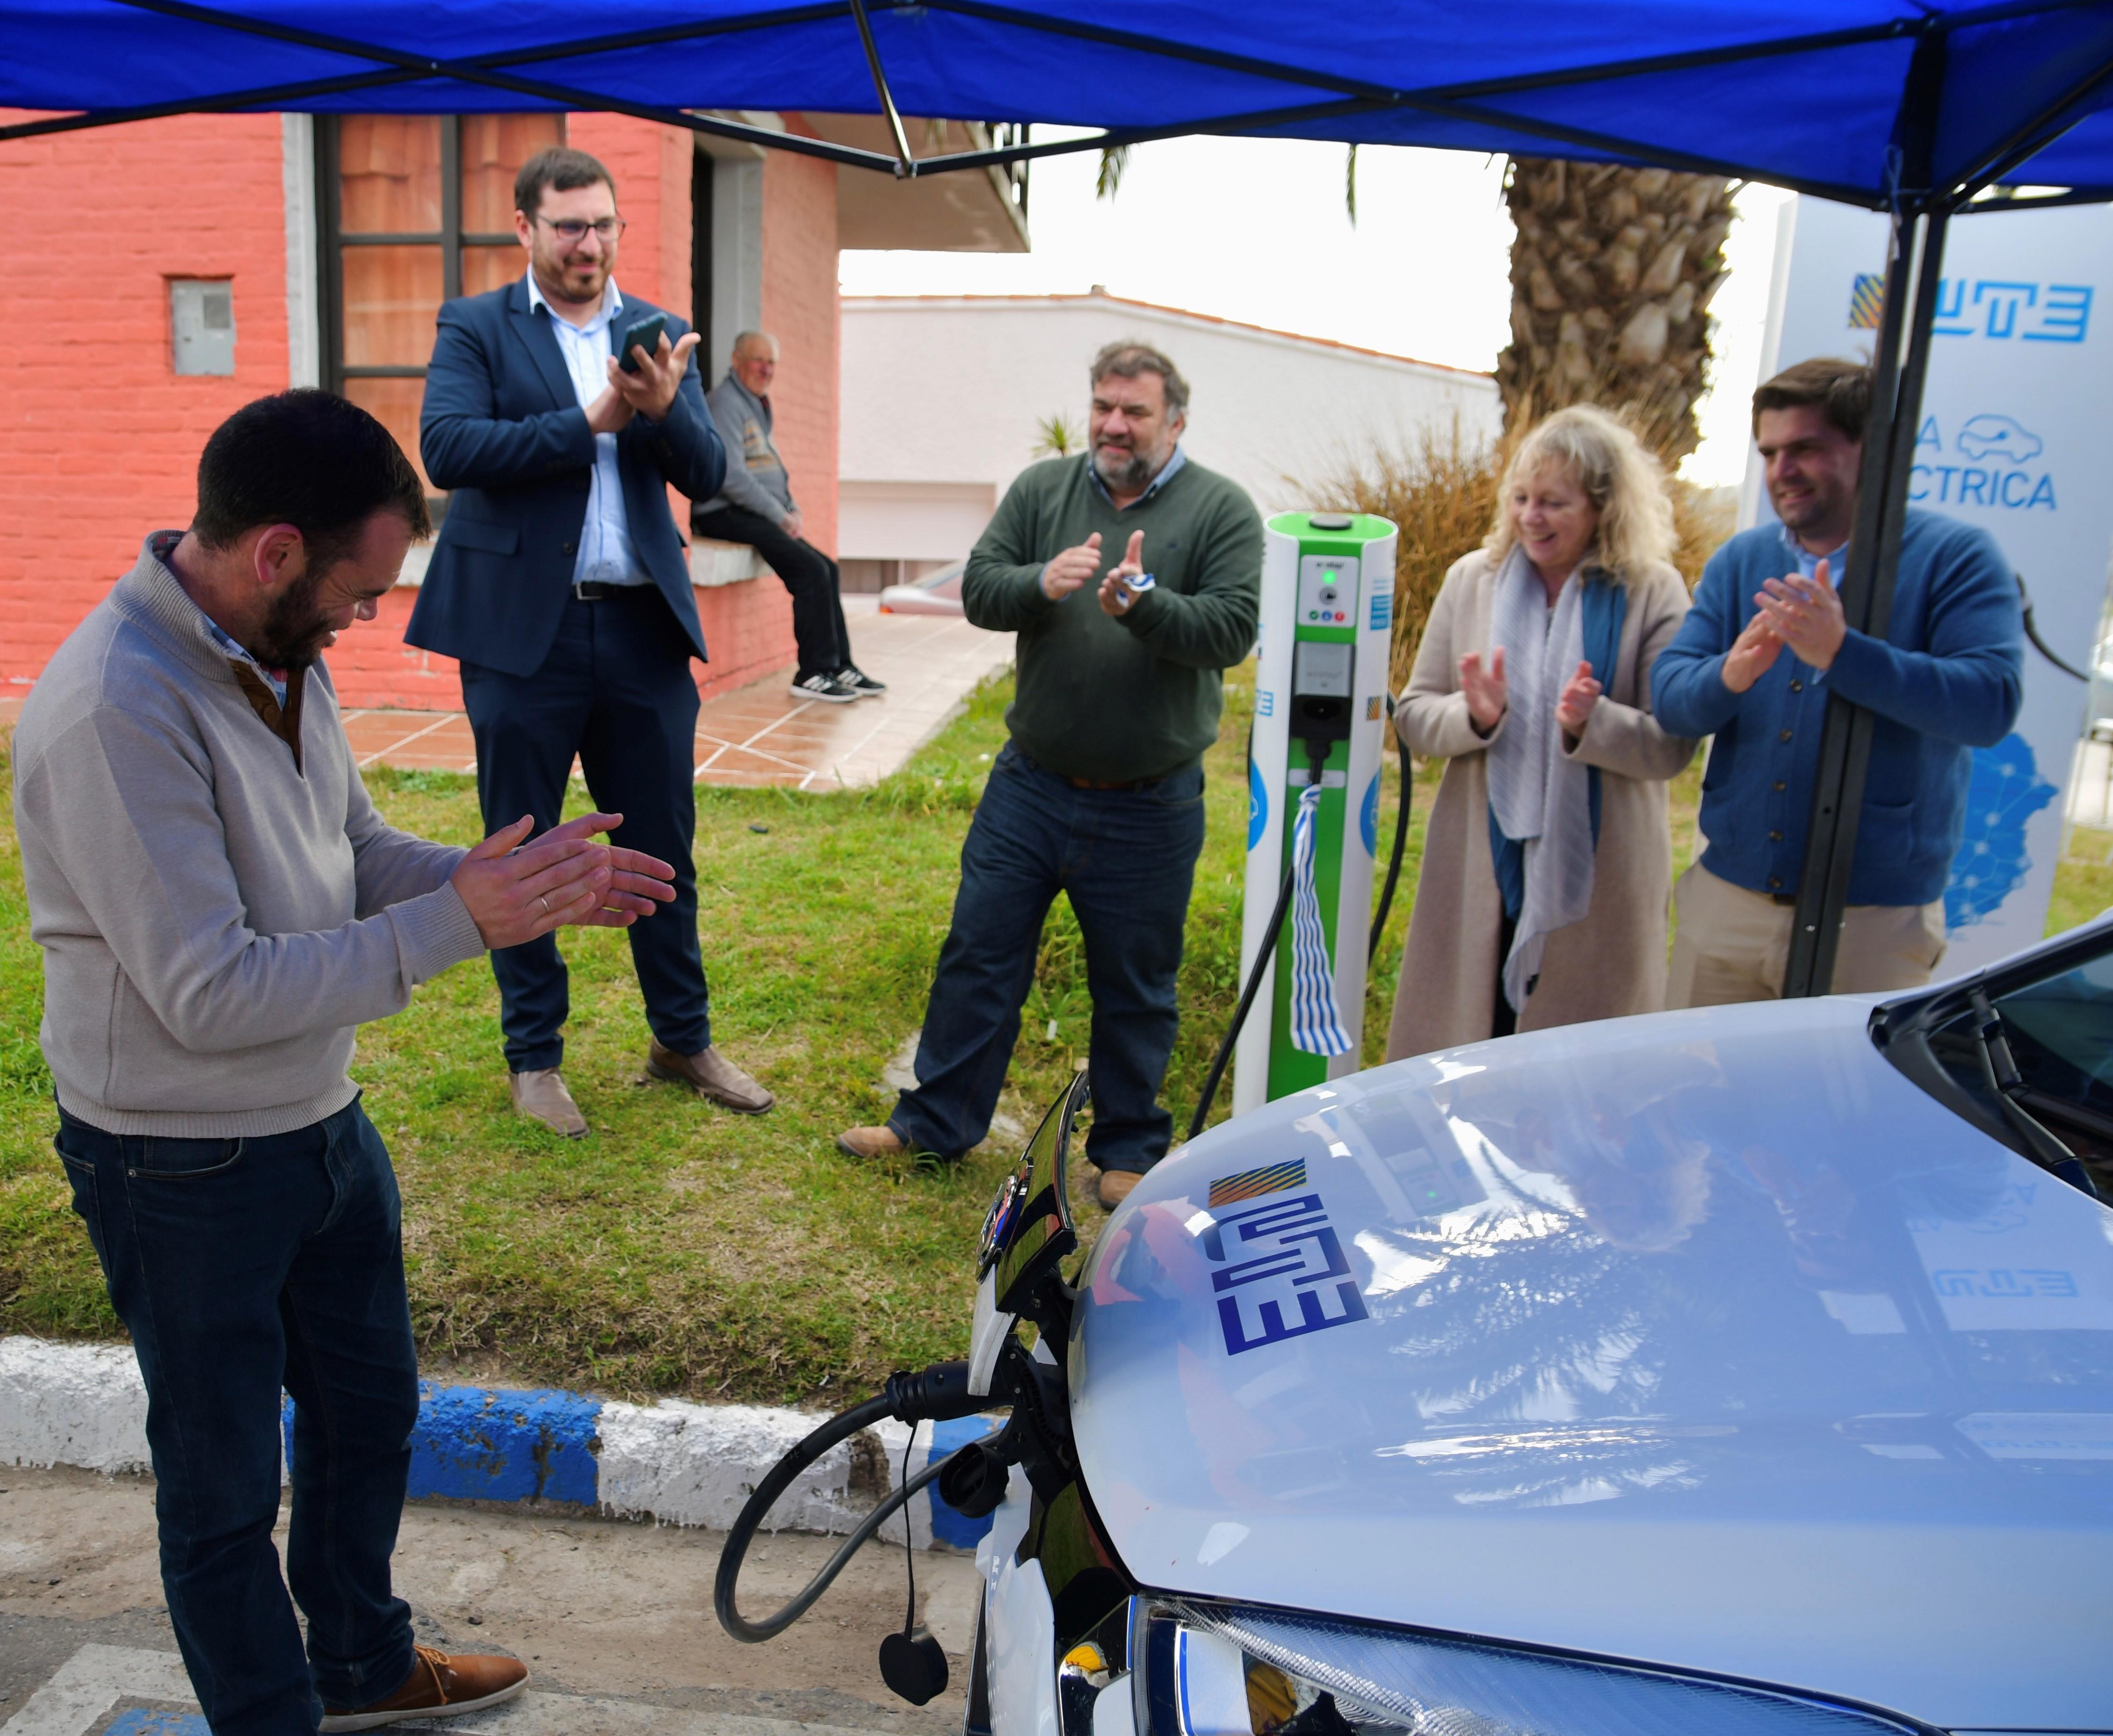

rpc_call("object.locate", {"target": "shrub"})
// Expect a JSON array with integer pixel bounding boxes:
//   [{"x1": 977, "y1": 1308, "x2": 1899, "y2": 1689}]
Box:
[
  {"x1": 1300, "y1": 423, "x2": 1738, "y2": 689},
  {"x1": 1298, "y1": 420, "x2": 1503, "y2": 694}
]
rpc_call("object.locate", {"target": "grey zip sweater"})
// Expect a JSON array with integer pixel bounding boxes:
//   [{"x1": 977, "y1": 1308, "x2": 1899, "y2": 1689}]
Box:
[
  {"x1": 13, "y1": 536, "x2": 486, "y2": 1136},
  {"x1": 697, "y1": 374, "x2": 795, "y2": 523}
]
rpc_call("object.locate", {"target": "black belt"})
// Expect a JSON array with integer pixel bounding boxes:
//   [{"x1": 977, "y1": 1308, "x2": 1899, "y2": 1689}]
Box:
[{"x1": 573, "y1": 580, "x2": 654, "y2": 601}]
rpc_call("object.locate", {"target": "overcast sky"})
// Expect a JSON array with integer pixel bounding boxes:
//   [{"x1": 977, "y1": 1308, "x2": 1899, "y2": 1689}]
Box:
[{"x1": 839, "y1": 134, "x2": 1795, "y2": 491}]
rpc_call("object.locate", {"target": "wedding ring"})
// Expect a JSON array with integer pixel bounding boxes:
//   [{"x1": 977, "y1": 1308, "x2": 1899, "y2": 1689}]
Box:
[{"x1": 537, "y1": 895, "x2": 551, "y2": 915}]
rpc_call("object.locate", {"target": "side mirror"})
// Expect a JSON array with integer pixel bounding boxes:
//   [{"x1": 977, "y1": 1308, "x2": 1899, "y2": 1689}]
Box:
[
  {"x1": 969, "y1": 1069, "x2": 1089, "y2": 1392},
  {"x1": 979, "y1": 1067, "x2": 1088, "y2": 1315}
]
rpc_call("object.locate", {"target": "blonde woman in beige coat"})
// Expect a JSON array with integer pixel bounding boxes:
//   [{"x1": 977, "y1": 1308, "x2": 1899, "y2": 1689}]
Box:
[{"x1": 1385, "y1": 405, "x2": 1697, "y2": 1061}]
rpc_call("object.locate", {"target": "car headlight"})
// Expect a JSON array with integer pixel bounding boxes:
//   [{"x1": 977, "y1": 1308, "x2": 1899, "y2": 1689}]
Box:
[{"x1": 1128, "y1": 1600, "x2": 1932, "y2": 1736}]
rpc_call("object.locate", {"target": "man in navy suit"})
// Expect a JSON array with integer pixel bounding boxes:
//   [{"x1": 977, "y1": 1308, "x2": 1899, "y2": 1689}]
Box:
[{"x1": 411, "y1": 146, "x2": 774, "y2": 1136}]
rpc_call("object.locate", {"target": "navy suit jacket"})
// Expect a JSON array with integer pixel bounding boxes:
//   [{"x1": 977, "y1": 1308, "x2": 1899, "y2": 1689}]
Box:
[{"x1": 407, "y1": 280, "x2": 725, "y2": 679}]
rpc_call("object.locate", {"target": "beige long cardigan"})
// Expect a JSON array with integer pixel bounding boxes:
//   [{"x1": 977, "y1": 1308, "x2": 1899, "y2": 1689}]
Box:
[{"x1": 1384, "y1": 549, "x2": 1698, "y2": 1062}]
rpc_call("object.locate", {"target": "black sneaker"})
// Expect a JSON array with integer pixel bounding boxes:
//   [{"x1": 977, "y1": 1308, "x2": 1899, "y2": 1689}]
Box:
[
  {"x1": 790, "y1": 671, "x2": 860, "y2": 704},
  {"x1": 836, "y1": 665, "x2": 888, "y2": 697}
]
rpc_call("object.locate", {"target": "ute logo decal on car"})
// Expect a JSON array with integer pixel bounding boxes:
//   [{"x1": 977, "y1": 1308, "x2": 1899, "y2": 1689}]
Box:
[{"x1": 1200, "y1": 1160, "x2": 1369, "y2": 1356}]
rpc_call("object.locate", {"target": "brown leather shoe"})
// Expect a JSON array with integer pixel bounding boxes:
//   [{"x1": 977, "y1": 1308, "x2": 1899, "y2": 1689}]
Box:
[
  {"x1": 837, "y1": 1124, "x2": 906, "y2": 1159},
  {"x1": 508, "y1": 1067, "x2": 587, "y2": 1137},
  {"x1": 319, "y1": 1644, "x2": 528, "y2": 1730},
  {"x1": 646, "y1": 1040, "x2": 775, "y2": 1114},
  {"x1": 1097, "y1": 1168, "x2": 1142, "y2": 1210}
]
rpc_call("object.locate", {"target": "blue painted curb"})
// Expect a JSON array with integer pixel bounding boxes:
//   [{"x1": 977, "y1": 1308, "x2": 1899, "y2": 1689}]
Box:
[
  {"x1": 106, "y1": 1711, "x2": 209, "y2": 1736},
  {"x1": 276, "y1": 1380, "x2": 997, "y2": 1546},
  {"x1": 926, "y1": 1415, "x2": 996, "y2": 1549}
]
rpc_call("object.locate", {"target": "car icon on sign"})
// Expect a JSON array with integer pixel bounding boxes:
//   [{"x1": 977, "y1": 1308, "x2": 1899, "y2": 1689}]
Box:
[{"x1": 1957, "y1": 413, "x2": 2044, "y2": 464}]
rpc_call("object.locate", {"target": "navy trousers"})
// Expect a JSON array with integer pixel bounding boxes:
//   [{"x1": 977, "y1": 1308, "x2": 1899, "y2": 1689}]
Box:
[
  {"x1": 460, "y1": 589, "x2": 709, "y2": 1073},
  {"x1": 56, "y1": 1096, "x2": 419, "y2": 1736},
  {"x1": 890, "y1": 743, "x2": 1206, "y2": 1173}
]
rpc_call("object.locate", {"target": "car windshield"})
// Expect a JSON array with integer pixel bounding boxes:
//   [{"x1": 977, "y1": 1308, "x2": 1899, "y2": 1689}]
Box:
[{"x1": 1881, "y1": 923, "x2": 2113, "y2": 1200}]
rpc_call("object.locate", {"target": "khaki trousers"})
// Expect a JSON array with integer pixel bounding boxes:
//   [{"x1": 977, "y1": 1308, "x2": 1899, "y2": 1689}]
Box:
[{"x1": 1667, "y1": 862, "x2": 1948, "y2": 1008}]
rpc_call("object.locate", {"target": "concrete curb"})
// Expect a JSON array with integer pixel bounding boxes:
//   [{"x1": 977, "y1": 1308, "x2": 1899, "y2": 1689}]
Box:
[{"x1": 0, "y1": 1336, "x2": 995, "y2": 1551}]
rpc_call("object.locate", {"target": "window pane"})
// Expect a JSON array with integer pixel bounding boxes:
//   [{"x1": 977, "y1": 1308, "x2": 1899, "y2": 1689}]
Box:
[
  {"x1": 342, "y1": 246, "x2": 442, "y2": 368},
  {"x1": 460, "y1": 113, "x2": 566, "y2": 233},
  {"x1": 1999, "y1": 955, "x2": 2113, "y2": 1116},
  {"x1": 462, "y1": 245, "x2": 524, "y2": 299},
  {"x1": 343, "y1": 376, "x2": 433, "y2": 493},
  {"x1": 338, "y1": 116, "x2": 442, "y2": 233}
]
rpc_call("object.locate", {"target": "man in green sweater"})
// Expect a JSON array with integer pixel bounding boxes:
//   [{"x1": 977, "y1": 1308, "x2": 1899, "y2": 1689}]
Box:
[{"x1": 839, "y1": 342, "x2": 1261, "y2": 1207}]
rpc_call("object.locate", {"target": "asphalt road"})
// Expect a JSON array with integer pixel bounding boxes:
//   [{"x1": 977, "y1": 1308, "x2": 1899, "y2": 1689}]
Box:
[{"x1": 1, "y1": 1466, "x2": 980, "y2": 1736}]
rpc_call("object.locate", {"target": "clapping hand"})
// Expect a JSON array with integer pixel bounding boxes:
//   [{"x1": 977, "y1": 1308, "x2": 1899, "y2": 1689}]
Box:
[
  {"x1": 1460, "y1": 647, "x2": 1507, "y2": 735},
  {"x1": 1099, "y1": 530, "x2": 1148, "y2": 616},
  {"x1": 449, "y1": 813, "x2": 676, "y2": 951},
  {"x1": 1556, "y1": 660, "x2": 1601, "y2": 740},
  {"x1": 1721, "y1": 611, "x2": 1785, "y2": 694},
  {"x1": 1756, "y1": 556, "x2": 1847, "y2": 671},
  {"x1": 610, "y1": 329, "x2": 702, "y2": 423},
  {"x1": 1041, "y1": 532, "x2": 1102, "y2": 600}
]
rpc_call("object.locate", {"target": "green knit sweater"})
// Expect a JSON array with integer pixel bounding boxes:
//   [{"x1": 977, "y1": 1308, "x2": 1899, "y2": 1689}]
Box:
[{"x1": 962, "y1": 453, "x2": 1262, "y2": 782}]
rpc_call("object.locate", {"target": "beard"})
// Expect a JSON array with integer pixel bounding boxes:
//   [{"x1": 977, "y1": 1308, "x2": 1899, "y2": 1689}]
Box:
[
  {"x1": 1093, "y1": 437, "x2": 1160, "y2": 495},
  {"x1": 252, "y1": 569, "x2": 334, "y2": 671}
]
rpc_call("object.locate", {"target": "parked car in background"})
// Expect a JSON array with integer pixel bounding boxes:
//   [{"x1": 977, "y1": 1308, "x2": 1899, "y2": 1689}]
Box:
[{"x1": 877, "y1": 561, "x2": 965, "y2": 616}]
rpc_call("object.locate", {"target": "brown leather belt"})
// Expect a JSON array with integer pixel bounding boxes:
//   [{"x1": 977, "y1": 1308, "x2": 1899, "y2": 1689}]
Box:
[{"x1": 1017, "y1": 748, "x2": 1166, "y2": 793}]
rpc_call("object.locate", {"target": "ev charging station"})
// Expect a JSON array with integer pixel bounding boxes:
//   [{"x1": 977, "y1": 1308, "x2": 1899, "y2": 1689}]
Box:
[{"x1": 1232, "y1": 511, "x2": 1400, "y2": 1115}]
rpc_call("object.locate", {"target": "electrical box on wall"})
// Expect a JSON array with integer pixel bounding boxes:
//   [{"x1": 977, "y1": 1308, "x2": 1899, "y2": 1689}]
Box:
[{"x1": 170, "y1": 280, "x2": 235, "y2": 376}]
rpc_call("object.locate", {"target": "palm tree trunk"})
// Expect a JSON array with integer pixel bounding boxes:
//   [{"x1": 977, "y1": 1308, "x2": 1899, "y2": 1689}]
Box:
[{"x1": 1496, "y1": 159, "x2": 1735, "y2": 465}]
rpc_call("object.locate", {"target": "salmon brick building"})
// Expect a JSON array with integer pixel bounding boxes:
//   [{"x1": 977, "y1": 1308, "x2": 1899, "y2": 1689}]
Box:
[{"x1": 0, "y1": 108, "x2": 1026, "y2": 710}]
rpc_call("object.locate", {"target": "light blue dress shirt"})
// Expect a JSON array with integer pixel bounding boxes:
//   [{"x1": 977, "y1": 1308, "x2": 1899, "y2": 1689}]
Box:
[
  {"x1": 1088, "y1": 441, "x2": 1187, "y2": 508},
  {"x1": 525, "y1": 271, "x2": 648, "y2": 587}
]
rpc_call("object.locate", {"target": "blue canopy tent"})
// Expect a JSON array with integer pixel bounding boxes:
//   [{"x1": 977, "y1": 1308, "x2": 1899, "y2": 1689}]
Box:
[{"x1": 7, "y1": 0, "x2": 2113, "y2": 992}]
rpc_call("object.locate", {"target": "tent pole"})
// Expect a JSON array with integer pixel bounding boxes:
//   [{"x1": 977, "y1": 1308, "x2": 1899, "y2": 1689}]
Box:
[
  {"x1": 847, "y1": 0, "x2": 916, "y2": 175},
  {"x1": 1781, "y1": 209, "x2": 1952, "y2": 995},
  {"x1": 1781, "y1": 31, "x2": 1951, "y2": 998}
]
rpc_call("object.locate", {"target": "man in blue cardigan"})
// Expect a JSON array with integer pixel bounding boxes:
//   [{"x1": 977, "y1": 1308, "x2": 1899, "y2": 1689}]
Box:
[
  {"x1": 1651, "y1": 357, "x2": 2023, "y2": 1003},
  {"x1": 411, "y1": 146, "x2": 773, "y2": 1134}
]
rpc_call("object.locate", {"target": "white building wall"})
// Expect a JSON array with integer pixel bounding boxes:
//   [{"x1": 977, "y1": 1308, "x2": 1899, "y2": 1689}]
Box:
[{"x1": 838, "y1": 292, "x2": 1501, "y2": 564}]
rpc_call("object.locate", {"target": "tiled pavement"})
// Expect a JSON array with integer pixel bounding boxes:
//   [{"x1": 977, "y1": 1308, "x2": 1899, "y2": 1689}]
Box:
[{"x1": 0, "y1": 604, "x2": 1013, "y2": 791}]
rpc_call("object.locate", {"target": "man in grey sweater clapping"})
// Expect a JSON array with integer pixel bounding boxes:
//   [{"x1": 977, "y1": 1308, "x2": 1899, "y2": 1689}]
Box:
[{"x1": 12, "y1": 392, "x2": 675, "y2": 1736}]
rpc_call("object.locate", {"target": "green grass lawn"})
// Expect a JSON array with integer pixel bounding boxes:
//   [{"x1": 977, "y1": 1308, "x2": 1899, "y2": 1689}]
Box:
[
  {"x1": 0, "y1": 677, "x2": 2100, "y2": 1405},
  {"x1": 0, "y1": 670, "x2": 1421, "y2": 1403}
]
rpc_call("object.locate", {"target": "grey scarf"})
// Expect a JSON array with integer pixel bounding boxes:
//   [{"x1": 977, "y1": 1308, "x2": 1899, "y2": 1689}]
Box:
[{"x1": 1484, "y1": 550, "x2": 1598, "y2": 1013}]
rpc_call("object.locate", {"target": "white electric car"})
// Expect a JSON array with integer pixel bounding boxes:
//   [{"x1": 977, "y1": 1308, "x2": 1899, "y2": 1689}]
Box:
[
  {"x1": 962, "y1": 914, "x2": 2113, "y2": 1736},
  {"x1": 721, "y1": 914, "x2": 2113, "y2": 1736}
]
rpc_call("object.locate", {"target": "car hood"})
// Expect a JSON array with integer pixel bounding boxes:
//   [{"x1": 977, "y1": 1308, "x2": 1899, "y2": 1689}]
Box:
[{"x1": 1070, "y1": 999, "x2": 2113, "y2": 1730}]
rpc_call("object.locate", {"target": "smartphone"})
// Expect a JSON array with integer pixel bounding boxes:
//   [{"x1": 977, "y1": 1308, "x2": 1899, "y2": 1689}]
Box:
[{"x1": 616, "y1": 313, "x2": 667, "y2": 374}]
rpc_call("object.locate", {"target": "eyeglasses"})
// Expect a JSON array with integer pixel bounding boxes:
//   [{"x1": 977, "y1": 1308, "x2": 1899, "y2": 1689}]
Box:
[{"x1": 534, "y1": 215, "x2": 626, "y2": 243}]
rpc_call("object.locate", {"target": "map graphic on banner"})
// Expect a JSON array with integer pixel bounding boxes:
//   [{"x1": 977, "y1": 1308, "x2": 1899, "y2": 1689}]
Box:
[{"x1": 1745, "y1": 199, "x2": 2113, "y2": 971}]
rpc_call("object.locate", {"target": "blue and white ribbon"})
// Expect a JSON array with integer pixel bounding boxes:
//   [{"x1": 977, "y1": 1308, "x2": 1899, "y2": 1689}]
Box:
[{"x1": 1289, "y1": 784, "x2": 1353, "y2": 1056}]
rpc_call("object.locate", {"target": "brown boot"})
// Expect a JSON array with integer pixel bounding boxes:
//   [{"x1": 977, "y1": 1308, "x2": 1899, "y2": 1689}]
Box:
[
  {"x1": 508, "y1": 1067, "x2": 587, "y2": 1137},
  {"x1": 1097, "y1": 1168, "x2": 1142, "y2": 1210},
  {"x1": 319, "y1": 1644, "x2": 528, "y2": 1731},
  {"x1": 646, "y1": 1040, "x2": 775, "y2": 1114},
  {"x1": 837, "y1": 1124, "x2": 906, "y2": 1159}
]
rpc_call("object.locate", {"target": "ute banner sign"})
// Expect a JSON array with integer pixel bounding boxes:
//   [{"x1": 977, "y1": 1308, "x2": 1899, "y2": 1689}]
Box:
[{"x1": 1744, "y1": 197, "x2": 2113, "y2": 973}]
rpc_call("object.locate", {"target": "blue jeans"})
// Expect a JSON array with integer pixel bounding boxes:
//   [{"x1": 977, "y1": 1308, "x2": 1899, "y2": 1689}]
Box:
[
  {"x1": 56, "y1": 1096, "x2": 420, "y2": 1736},
  {"x1": 891, "y1": 743, "x2": 1206, "y2": 1172},
  {"x1": 461, "y1": 588, "x2": 710, "y2": 1073}
]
